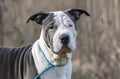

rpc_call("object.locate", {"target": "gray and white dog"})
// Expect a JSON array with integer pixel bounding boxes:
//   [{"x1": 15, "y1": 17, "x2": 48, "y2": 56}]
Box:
[{"x1": 0, "y1": 9, "x2": 90, "y2": 79}]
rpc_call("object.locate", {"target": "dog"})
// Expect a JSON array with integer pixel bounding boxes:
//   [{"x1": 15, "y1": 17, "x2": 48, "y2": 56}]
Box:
[{"x1": 0, "y1": 8, "x2": 90, "y2": 79}]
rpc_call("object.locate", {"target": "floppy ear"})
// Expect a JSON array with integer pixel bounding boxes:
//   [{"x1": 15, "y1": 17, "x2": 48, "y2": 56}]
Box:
[
  {"x1": 66, "y1": 9, "x2": 90, "y2": 21},
  {"x1": 26, "y1": 11, "x2": 50, "y2": 25}
]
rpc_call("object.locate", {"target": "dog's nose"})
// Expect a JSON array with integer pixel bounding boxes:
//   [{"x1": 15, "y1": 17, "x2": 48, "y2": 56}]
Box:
[{"x1": 60, "y1": 34, "x2": 69, "y2": 45}]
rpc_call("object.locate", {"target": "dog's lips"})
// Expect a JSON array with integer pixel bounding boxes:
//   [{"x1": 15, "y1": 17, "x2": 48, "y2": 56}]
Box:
[{"x1": 53, "y1": 46, "x2": 72, "y2": 54}]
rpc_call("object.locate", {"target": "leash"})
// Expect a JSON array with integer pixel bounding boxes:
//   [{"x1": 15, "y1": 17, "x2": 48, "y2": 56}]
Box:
[{"x1": 34, "y1": 44, "x2": 65, "y2": 79}]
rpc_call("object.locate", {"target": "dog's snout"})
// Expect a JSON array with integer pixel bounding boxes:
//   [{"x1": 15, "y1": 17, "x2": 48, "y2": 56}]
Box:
[{"x1": 60, "y1": 34, "x2": 69, "y2": 45}]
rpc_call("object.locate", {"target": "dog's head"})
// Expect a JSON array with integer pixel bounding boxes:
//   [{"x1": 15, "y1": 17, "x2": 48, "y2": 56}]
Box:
[{"x1": 27, "y1": 9, "x2": 90, "y2": 54}]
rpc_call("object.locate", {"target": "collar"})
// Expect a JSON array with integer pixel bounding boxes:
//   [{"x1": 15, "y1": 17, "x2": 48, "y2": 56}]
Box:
[{"x1": 34, "y1": 44, "x2": 54, "y2": 79}]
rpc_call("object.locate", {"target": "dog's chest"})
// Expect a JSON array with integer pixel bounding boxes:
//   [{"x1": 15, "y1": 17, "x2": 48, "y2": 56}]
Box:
[{"x1": 40, "y1": 60, "x2": 72, "y2": 79}]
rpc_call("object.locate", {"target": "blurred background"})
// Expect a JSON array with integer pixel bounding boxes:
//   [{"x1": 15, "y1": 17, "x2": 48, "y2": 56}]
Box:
[{"x1": 0, "y1": 0, "x2": 120, "y2": 79}]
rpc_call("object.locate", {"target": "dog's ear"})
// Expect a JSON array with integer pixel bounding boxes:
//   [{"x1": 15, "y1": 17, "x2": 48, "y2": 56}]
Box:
[
  {"x1": 26, "y1": 11, "x2": 50, "y2": 25},
  {"x1": 66, "y1": 9, "x2": 90, "y2": 21}
]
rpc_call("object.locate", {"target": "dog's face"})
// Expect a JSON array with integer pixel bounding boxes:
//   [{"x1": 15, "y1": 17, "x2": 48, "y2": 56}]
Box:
[{"x1": 27, "y1": 9, "x2": 90, "y2": 54}]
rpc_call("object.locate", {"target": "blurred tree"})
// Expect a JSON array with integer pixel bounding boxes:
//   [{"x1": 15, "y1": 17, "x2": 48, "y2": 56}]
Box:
[{"x1": 0, "y1": 0, "x2": 4, "y2": 45}]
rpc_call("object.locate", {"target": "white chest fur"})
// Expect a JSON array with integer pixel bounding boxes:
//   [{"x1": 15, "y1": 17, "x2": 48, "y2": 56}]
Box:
[{"x1": 41, "y1": 60, "x2": 72, "y2": 79}]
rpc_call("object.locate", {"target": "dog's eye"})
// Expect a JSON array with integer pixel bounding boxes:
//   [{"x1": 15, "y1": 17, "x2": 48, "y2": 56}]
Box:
[
  {"x1": 69, "y1": 24, "x2": 73, "y2": 27},
  {"x1": 48, "y1": 21, "x2": 55, "y2": 29},
  {"x1": 49, "y1": 25, "x2": 54, "y2": 29}
]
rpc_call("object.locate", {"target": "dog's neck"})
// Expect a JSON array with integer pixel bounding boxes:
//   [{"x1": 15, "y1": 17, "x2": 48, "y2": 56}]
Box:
[{"x1": 32, "y1": 30, "x2": 72, "y2": 73}]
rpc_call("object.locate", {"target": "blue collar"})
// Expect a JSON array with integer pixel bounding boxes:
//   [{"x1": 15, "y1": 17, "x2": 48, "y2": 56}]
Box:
[{"x1": 34, "y1": 45, "x2": 65, "y2": 79}]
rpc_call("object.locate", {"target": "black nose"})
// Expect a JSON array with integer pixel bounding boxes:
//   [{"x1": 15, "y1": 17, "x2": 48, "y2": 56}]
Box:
[{"x1": 60, "y1": 34, "x2": 69, "y2": 45}]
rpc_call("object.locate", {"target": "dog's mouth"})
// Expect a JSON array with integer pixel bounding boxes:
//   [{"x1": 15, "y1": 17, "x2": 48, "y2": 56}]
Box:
[{"x1": 53, "y1": 46, "x2": 72, "y2": 54}]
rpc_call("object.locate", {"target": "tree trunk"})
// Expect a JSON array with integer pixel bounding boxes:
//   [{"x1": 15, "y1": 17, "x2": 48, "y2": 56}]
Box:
[{"x1": 0, "y1": 0, "x2": 4, "y2": 46}]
